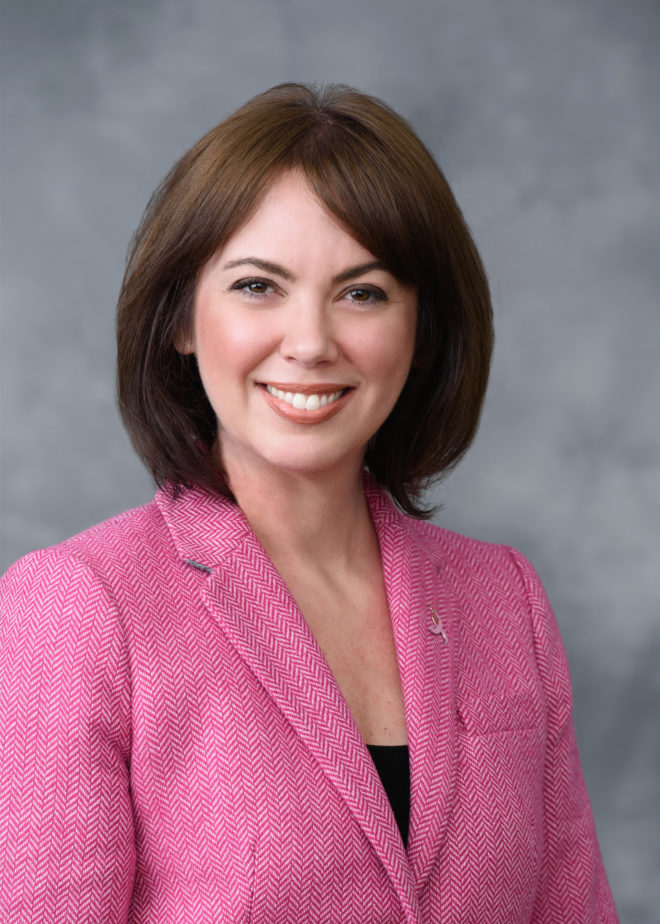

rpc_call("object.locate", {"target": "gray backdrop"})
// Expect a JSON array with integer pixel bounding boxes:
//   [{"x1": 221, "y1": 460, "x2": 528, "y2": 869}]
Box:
[{"x1": 2, "y1": 0, "x2": 658, "y2": 919}]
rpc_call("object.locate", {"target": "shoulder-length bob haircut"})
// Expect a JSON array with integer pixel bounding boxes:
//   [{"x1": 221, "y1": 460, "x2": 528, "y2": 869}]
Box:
[{"x1": 117, "y1": 82, "x2": 493, "y2": 517}]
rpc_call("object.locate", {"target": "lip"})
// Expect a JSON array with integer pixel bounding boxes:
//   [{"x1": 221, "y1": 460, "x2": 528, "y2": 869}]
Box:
[
  {"x1": 258, "y1": 382, "x2": 353, "y2": 424},
  {"x1": 260, "y1": 382, "x2": 350, "y2": 396}
]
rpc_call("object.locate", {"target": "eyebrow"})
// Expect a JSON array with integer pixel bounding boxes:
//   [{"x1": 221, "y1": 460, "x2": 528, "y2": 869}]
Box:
[{"x1": 222, "y1": 257, "x2": 388, "y2": 284}]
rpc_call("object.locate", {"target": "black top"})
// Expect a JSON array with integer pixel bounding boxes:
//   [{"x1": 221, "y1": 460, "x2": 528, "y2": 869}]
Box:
[{"x1": 366, "y1": 744, "x2": 410, "y2": 847}]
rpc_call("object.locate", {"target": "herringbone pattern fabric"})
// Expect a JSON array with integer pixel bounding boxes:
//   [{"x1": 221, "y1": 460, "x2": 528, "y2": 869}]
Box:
[{"x1": 0, "y1": 482, "x2": 618, "y2": 922}]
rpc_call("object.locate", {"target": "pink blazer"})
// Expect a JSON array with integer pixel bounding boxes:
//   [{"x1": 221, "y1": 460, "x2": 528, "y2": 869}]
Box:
[{"x1": 0, "y1": 482, "x2": 617, "y2": 922}]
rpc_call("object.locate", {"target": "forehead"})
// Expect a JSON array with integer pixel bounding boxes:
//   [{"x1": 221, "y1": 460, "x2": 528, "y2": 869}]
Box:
[{"x1": 215, "y1": 169, "x2": 378, "y2": 267}]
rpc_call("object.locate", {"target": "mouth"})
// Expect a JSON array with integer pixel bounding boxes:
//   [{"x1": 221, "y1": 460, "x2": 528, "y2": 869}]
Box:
[
  {"x1": 264, "y1": 384, "x2": 349, "y2": 411},
  {"x1": 258, "y1": 382, "x2": 354, "y2": 423}
]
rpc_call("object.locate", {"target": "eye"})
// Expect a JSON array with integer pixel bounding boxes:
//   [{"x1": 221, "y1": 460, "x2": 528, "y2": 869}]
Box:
[
  {"x1": 345, "y1": 286, "x2": 387, "y2": 305},
  {"x1": 230, "y1": 277, "x2": 276, "y2": 298}
]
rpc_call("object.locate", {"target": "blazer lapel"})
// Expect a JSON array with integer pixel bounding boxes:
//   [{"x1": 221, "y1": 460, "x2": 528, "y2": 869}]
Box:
[
  {"x1": 159, "y1": 486, "x2": 420, "y2": 920},
  {"x1": 204, "y1": 538, "x2": 420, "y2": 920},
  {"x1": 367, "y1": 486, "x2": 460, "y2": 890}
]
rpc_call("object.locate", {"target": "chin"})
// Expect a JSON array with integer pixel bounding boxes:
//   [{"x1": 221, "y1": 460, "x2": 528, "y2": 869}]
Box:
[{"x1": 259, "y1": 441, "x2": 364, "y2": 479}]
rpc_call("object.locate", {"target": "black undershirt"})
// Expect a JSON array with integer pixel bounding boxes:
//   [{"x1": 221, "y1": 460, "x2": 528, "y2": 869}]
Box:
[{"x1": 366, "y1": 744, "x2": 410, "y2": 847}]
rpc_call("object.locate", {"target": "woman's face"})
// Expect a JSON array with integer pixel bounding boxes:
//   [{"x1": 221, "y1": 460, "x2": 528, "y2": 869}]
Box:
[{"x1": 183, "y1": 170, "x2": 417, "y2": 485}]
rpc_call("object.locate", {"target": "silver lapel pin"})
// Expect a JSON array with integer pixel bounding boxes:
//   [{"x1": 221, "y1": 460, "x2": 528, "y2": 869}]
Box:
[{"x1": 429, "y1": 606, "x2": 449, "y2": 643}]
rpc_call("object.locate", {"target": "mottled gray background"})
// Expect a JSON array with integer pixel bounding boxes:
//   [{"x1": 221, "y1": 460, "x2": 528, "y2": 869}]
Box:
[{"x1": 1, "y1": 0, "x2": 658, "y2": 918}]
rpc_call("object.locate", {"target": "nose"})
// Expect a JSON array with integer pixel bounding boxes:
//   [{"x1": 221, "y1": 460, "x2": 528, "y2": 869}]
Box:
[{"x1": 279, "y1": 300, "x2": 340, "y2": 367}]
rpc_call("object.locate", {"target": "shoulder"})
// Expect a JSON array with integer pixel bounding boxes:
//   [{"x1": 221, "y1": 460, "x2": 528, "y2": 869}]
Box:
[
  {"x1": 1, "y1": 484, "x2": 244, "y2": 639},
  {"x1": 404, "y1": 514, "x2": 534, "y2": 592},
  {"x1": 405, "y1": 514, "x2": 556, "y2": 631},
  {"x1": 53, "y1": 494, "x2": 176, "y2": 574},
  {"x1": 3, "y1": 491, "x2": 181, "y2": 587},
  {"x1": 368, "y1": 480, "x2": 537, "y2": 603},
  {"x1": 0, "y1": 494, "x2": 181, "y2": 636}
]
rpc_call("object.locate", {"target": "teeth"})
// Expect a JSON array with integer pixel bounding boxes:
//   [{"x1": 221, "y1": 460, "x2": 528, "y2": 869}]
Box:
[{"x1": 266, "y1": 385, "x2": 345, "y2": 409}]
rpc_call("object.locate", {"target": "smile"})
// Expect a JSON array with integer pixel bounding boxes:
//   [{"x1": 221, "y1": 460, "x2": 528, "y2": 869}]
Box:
[
  {"x1": 259, "y1": 382, "x2": 353, "y2": 424},
  {"x1": 265, "y1": 385, "x2": 347, "y2": 411}
]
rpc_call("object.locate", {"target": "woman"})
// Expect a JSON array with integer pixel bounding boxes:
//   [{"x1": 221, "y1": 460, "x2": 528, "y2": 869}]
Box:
[{"x1": 0, "y1": 84, "x2": 617, "y2": 922}]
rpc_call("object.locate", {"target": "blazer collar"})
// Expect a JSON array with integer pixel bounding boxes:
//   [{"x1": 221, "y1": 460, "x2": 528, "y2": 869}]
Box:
[{"x1": 157, "y1": 480, "x2": 459, "y2": 907}]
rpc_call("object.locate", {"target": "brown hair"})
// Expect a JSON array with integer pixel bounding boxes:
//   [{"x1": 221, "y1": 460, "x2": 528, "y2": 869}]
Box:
[{"x1": 117, "y1": 82, "x2": 493, "y2": 517}]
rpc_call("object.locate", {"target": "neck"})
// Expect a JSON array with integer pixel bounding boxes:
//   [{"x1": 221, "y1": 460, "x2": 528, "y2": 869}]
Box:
[{"x1": 225, "y1": 459, "x2": 376, "y2": 568}]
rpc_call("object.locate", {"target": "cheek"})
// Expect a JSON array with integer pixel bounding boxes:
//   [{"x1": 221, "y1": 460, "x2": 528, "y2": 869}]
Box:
[
  {"x1": 364, "y1": 320, "x2": 416, "y2": 385},
  {"x1": 193, "y1": 308, "x2": 269, "y2": 383}
]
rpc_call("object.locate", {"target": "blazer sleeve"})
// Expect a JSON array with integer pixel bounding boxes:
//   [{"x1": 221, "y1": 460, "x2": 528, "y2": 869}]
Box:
[
  {"x1": 508, "y1": 548, "x2": 619, "y2": 923},
  {"x1": 0, "y1": 548, "x2": 135, "y2": 923}
]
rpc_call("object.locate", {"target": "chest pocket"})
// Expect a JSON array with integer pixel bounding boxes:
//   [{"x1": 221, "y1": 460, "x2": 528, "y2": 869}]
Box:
[{"x1": 456, "y1": 690, "x2": 544, "y2": 736}]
